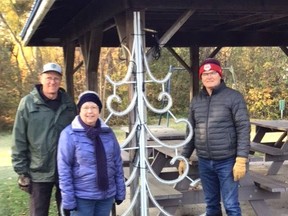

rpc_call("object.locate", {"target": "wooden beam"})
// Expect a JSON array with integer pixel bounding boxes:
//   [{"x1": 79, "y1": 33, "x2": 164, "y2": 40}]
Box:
[
  {"x1": 146, "y1": 9, "x2": 195, "y2": 61},
  {"x1": 228, "y1": 15, "x2": 288, "y2": 31},
  {"x1": 190, "y1": 46, "x2": 199, "y2": 97},
  {"x1": 161, "y1": 31, "x2": 288, "y2": 47},
  {"x1": 205, "y1": 13, "x2": 263, "y2": 31},
  {"x1": 79, "y1": 27, "x2": 103, "y2": 92},
  {"x1": 60, "y1": 0, "x2": 128, "y2": 43},
  {"x1": 129, "y1": 0, "x2": 288, "y2": 12},
  {"x1": 97, "y1": 30, "x2": 288, "y2": 47},
  {"x1": 114, "y1": 12, "x2": 127, "y2": 44},
  {"x1": 73, "y1": 61, "x2": 84, "y2": 74},
  {"x1": 157, "y1": 9, "x2": 195, "y2": 47},
  {"x1": 166, "y1": 47, "x2": 191, "y2": 72},
  {"x1": 63, "y1": 42, "x2": 76, "y2": 100},
  {"x1": 114, "y1": 10, "x2": 135, "y2": 62},
  {"x1": 205, "y1": 13, "x2": 288, "y2": 32},
  {"x1": 280, "y1": 46, "x2": 288, "y2": 56},
  {"x1": 208, "y1": 47, "x2": 222, "y2": 58}
]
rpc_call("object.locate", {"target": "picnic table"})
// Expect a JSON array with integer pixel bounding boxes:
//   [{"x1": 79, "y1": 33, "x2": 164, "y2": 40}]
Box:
[
  {"x1": 250, "y1": 120, "x2": 288, "y2": 175},
  {"x1": 121, "y1": 125, "x2": 288, "y2": 216}
]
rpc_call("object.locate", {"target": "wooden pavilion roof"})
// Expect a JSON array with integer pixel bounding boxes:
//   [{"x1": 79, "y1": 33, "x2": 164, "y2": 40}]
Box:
[{"x1": 21, "y1": 0, "x2": 288, "y2": 47}]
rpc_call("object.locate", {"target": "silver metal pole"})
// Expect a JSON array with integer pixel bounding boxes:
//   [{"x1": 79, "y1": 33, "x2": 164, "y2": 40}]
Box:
[{"x1": 134, "y1": 11, "x2": 148, "y2": 216}]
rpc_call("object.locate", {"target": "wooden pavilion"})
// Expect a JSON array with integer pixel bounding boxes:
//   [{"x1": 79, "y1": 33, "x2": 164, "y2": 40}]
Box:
[
  {"x1": 20, "y1": 1, "x2": 288, "y2": 215},
  {"x1": 21, "y1": 0, "x2": 288, "y2": 99}
]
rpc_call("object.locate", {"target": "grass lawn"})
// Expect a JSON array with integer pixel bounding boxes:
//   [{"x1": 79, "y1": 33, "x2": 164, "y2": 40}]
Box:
[
  {"x1": 0, "y1": 133, "x2": 13, "y2": 167},
  {"x1": 0, "y1": 133, "x2": 30, "y2": 216},
  {"x1": 0, "y1": 133, "x2": 58, "y2": 216}
]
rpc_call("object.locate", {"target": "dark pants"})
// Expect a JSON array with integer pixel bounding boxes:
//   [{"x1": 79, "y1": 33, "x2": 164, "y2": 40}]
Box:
[{"x1": 29, "y1": 182, "x2": 62, "y2": 216}]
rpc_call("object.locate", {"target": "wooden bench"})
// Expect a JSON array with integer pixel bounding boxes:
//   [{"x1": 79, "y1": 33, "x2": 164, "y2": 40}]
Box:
[
  {"x1": 121, "y1": 150, "x2": 130, "y2": 166},
  {"x1": 250, "y1": 142, "x2": 284, "y2": 156},
  {"x1": 121, "y1": 126, "x2": 185, "y2": 141},
  {"x1": 123, "y1": 167, "x2": 182, "y2": 199},
  {"x1": 250, "y1": 142, "x2": 288, "y2": 174},
  {"x1": 250, "y1": 171, "x2": 288, "y2": 192},
  {"x1": 147, "y1": 174, "x2": 183, "y2": 200}
]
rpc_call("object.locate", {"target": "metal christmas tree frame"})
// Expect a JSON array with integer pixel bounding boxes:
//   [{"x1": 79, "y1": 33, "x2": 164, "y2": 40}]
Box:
[{"x1": 105, "y1": 11, "x2": 194, "y2": 216}]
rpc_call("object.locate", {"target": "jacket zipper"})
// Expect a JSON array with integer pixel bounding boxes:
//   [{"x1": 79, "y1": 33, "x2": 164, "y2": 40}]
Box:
[{"x1": 206, "y1": 96, "x2": 212, "y2": 159}]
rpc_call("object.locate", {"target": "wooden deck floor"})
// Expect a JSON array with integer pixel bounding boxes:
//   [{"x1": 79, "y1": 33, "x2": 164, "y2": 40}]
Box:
[{"x1": 117, "y1": 161, "x2": 288, "y2": 216}]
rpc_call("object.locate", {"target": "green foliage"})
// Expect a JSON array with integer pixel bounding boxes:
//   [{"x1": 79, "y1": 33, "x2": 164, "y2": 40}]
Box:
[
  {"x1": 97, "y1": 47, "x2": 132, "y2": 125},
  {"x1": 0, "y1": 1, "x2": 68, "y2": 131},
  {"x1": 1, "y1": 0, "x2": 288, "y2": 130},
  {"x1": 227, "y1": 47, "x2": 288, "y2": 119},
  {"x1": 0, "y1": 45, "x2": 22, "y2": 130},
  {"x1": 148, "y1": 48, "x2": 190, "y2": 116},
  {"x1": 198, "y1": 47, "x2": 288, "y2": 120}
]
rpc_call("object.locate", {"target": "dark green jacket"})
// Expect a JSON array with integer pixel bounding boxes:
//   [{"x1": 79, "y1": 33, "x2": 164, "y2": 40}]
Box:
[{"x1": 12, "y1": 86, "x2": 77, "y2": 182}]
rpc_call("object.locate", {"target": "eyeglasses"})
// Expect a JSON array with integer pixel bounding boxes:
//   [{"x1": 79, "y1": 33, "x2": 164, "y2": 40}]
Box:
[
  {"x1": 45, "y1": 77, "x2": 61, "y2": 82},
  {"x1": 201, "y1": 71, "x2": 219, "y2": 78},
  {"x1": 81, "y1": 106, "x2": 99, "y2": 111}
]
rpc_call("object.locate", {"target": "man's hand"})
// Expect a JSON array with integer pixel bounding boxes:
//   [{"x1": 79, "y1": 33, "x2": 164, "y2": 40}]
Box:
[
  {"x1": 178, "y1": 160, "x2": 187, "y2": 175},
  {"x1": 233, "y1": 157, "x2": 247, "y2": 181},
  {"x1": 18, "y1": 174, "x2": 31, "y2": 193}
]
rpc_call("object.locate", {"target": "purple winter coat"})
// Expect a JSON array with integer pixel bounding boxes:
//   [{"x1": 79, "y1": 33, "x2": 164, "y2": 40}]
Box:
[{"x1": 57, "y1": 116, "x2": 126, "y2": 210}]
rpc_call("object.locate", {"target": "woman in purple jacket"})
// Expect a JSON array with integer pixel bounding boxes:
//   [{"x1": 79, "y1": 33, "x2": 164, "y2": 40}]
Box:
[{"x1": 57, "y1": 90, "x2": 126, "y2": 216}]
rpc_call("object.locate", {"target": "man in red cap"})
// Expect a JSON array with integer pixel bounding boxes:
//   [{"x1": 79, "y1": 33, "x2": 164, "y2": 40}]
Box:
[{"x1": 179, "y1": 58, "x2": 250, "y2": 216}]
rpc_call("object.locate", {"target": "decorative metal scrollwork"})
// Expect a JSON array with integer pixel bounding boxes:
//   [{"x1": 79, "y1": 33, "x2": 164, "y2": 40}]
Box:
[{"x1": 105, "y1": 11, "x2": 194, "y2": 216}]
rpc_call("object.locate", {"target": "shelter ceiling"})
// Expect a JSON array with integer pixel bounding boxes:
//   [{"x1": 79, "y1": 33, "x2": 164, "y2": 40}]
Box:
[{"x1": 21, "y1": 0, "x2": 288, "y2": 47}]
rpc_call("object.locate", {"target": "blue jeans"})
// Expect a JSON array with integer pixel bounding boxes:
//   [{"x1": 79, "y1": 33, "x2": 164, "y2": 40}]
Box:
[
  {"x1": 71, "y1": 197, "x2": 114, "y2": 216},
  {"x1": 198, "y1": 157, "x2": 241, "y2": 216}
]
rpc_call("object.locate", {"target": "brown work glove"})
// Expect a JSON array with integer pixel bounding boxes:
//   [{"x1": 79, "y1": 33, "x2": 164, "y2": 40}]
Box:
[
  {"x1": 18, "y1": 174, "x2": 31, "y2": 193},
  {"x1": 178, "y1": 159, "x2": 186, "y2": 175},
  {"x1": 233, "y1": 157, "x2": 247, "y2": 181}
]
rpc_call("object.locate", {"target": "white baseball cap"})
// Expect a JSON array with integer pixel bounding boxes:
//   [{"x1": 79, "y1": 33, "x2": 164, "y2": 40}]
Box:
[{"x1": 42, "y1": 63, "x2": 62, "y2": 75}]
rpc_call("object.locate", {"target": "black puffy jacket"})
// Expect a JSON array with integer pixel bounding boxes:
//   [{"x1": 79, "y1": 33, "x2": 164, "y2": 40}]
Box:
[{"x1": 182, "y1": 81, "x2": 250, "y2": 160}]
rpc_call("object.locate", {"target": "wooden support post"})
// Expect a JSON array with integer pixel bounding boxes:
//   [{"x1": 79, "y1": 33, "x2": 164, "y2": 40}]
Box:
[
  {"x1": 79, "y1": 27, "x2": 103, "y2": 92},
  {"x1": 63, "y1": 42, "x2": 76, "y2": 99},
  {"x1": 190, "y1": 46, "x2": 199, "y2": 97}
]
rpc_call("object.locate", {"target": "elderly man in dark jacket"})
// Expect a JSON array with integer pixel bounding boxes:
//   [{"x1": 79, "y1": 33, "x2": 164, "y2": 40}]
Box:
[
  {"x1": 178, "y1": 58, "x2": 250, "y2": 216},
  {"x1": 12, "y1": 63, "x2": 77, "y2": 216}
]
